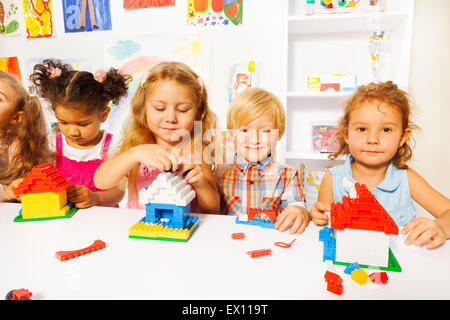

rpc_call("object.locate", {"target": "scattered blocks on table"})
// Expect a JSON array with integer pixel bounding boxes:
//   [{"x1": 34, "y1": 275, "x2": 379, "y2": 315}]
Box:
[
  {"x1": 246, "y1": 249, "x2": 272, "y2": 258},
  {"x1": 55, "y1": 240, "x2": 106, "y2": 262},
  {"x1": 351, "y1": 268, "x2": 370, "y2": 285},
  {"x1": 344, "y1": 262, "x2": 361, "y2": 275},
  {"x1": 231, "y1": 232, "x2": 245, "y2": 240},
  {"x1": 369, "y1": 272, "x2": 389, "y2": 285},
  {"x1": 324, "y1": 271, "x2": 344, "y2": 296}
]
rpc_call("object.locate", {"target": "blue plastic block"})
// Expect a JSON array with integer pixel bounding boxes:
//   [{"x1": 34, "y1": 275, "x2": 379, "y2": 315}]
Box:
[
  {"x1": 344, "y1": 262, "x2": 361, "y2": 274},
  {"x1": 146, "y1": 203, "x2": 191, "y2": 229},
  {"x1": 319, "y1": 226, "x2": 336, "y2": 261},
  {"x1": 235, "y1": 216, "x2": 276, "y2": 229}
]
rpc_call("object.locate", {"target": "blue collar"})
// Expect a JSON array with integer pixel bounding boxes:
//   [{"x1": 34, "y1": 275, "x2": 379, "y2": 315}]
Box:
[{"x1": 344, "y1": 155, "x2": 400, "y2": 192}]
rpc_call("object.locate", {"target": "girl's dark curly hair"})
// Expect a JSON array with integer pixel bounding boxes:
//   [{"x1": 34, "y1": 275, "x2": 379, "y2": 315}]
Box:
[{"x1": 30, "y1": 59, "x2": 132, "y2": 115}]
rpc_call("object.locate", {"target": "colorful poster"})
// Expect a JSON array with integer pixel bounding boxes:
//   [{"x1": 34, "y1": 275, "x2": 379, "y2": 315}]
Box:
[
  {"x1": 22, "y1": 0, "x2": 53, "y2": 39},
  {"x1": 104, "y1": 33, "x2": 210, "y2": 136},
  {"x1": 227, "y1": 60, "x2": 257, "y2": 103},
  {"x1": 0, "y1": 0, "x2": 21, "y2": 36},
  {"x1": 123, "y1": 0, "x2": 175, "y2": 9},
  {"x1": 312, "y1": 125, "x2": 339, "y2": 153},
  {"x1": 187, "y1": 0, "x2": 242, "y2": 26},
  {"x1": 62, "y1": 0, "x2": 112, "y2": 33},
  {"x1": 0, "y1": 56, "x2": 21, "y2": 79}
]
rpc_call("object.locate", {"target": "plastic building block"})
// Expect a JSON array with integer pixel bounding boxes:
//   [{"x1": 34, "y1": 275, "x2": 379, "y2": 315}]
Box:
[
  {"x1": 369, "y1": 272, "x2": 389, "y2": 285},
  {"x1": 344, "y1": 262, "x2": 360, "y2": 275},
  {"x1": 319, "y1": 226, "x2": 336, "y2": 261},
  {"x1": 333, "y1": 248, "x2": 402, "y2": 272},
  {"x1": 129, "y1": 216, "x2": 199, "y2": 242},
  {"x1": 235, "y1": 216, "x2": 275, "y2": 229},
  {"x1": 274, "y1": 239, "x2": 296, "y2": 248},
  {"x1": 351, "y1": 269, "x2": 370, "y2": 285},
  {"x1": 13, "y1": 163, "x2": 75, "y2": 221},
  {"x1": 231, "y1": 232, "x2": 245, "y2": 240},
  {"x1": 55, "y1": 240, "x2": 106, "y2": 262},
  {"x1": 247, "y1": 207, "x2": 277, "y2": 222},
  {"x1": 5, "y1": 289, "x2": 32, "y2": 300},
  {"x1": 14, "y1": 203, "x2": 78, "y2": 222},
  {"x1": 330, "y1": 183, "x2": 398, "y2": 235},
  {"x1": 246, "y1": 249, "x2": 272, "y2": 258},
  {"x1": 324, "y1": 271, "x2": 343, "y2": 296}
]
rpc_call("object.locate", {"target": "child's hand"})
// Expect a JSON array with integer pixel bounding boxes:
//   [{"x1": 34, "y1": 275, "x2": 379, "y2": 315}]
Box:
[
  {"x1": 2, "y1": 178, "x2": 24, "y2": 201},
  {"x1": 67, "y1": 185, "x2": 99, "y2": 209},
  {"x1": 275, "y1": 205, "x2": 310, "y2": 234},
  {"x1": 134, "y1": 144, "x2": 179, "y2": 172},
  {"x1": 178, "y1": 164, "x2": 207, "y2": 189},
  {"x1": 310, "y1": 201, "x2": 331, "y2": 226},
  {"x1": 402, "y1": 217, "x2": 447, "y2": 249}
]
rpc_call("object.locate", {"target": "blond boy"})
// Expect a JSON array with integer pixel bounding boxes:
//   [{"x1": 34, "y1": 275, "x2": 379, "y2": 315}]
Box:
[{"x1": 217, "y1": 88, "x2": 310, "y2": 234}]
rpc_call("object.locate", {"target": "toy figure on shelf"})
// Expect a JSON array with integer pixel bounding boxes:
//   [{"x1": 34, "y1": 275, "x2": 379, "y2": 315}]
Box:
[
  {"x1": 128, "y1": 172, "x2": 200, "y2": 242},
  {"x1": 368, "y1": 30, "x2": 389, "y2": 83}
]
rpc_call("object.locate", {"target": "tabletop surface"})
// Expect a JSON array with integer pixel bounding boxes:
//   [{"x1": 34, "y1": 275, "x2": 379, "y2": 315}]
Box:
[{"x1": 1, "y1": 202, "x2": 449, "y2": 300}]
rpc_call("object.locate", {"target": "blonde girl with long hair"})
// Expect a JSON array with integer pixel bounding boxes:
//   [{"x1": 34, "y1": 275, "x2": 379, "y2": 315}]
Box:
[{"x1": 94, "y1": 62, "x2": 220, "y2": 213}]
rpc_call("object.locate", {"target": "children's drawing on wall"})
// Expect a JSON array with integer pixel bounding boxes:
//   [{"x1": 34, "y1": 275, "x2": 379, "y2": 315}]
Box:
[
  {"x1": 0, "y1": 0, "x2": 21, "y2": 36},
  {"x1": 0, "y1": 56, "x2": 21, "y2": 79},
  {"x1": 227, "y1": 60, "x2": 258, "y2": 103},
  {"x1": 104, "y1": 33, "x2": 210, "y2": 137},
  {"x1": 311, "y1": 124, "x2": 339, "y2": 153},
  {"x1": 123, "y1": 0, "x2": 175, "y2": 10},
  {"x1": 22, "y1": 0, "x2": 53, "y2": 39},
  {"x1": 62, "y1": 0, "x2": 112, "y2": 33},
  {"x1": 187, "y1": 0, "x2": 243, "y2": 26}
]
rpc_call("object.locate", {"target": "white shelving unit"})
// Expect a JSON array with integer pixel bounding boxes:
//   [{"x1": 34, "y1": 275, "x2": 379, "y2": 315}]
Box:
[{"x1": 280, "y1": 0, "x2": 415, "y2": 170}]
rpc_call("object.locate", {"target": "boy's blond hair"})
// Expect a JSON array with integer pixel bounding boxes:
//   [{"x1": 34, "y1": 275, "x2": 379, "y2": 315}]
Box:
[{"x1": 227, "y1": 88, "x2": 285, "y2": 138}]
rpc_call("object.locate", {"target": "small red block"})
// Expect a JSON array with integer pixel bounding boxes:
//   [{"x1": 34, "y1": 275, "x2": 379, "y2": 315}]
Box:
[
  {"x1": 246, "y1": 249, "x2": 271, "y2": 258},
  {"x1": 231, "y1": 232, "x2": 245, "y2": 240}
]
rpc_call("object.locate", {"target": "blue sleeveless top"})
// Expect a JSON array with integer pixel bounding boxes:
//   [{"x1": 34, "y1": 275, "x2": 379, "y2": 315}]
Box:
[{"x1": 330, "y1": 155, "x2": 416, "y2": 226}]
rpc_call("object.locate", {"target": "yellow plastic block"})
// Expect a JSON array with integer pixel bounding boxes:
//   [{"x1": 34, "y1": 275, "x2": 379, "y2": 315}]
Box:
[
  {"x1": 129, "y1": 222, "x2": 190, "y2": 240},
  {"x1": 351, "y1": 269, "x2": 370, "y2": 285},
  {"x1": 21, "y1": 191, "x2": 69, "y2": 219}
]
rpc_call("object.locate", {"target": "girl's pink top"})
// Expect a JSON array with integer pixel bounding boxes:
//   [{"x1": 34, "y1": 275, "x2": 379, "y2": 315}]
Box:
[{"x1": 55, "y1": 132, "x2": 119, "y2": 207}]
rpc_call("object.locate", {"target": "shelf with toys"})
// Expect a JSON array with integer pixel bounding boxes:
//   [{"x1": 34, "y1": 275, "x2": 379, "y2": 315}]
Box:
[{"x1": 281, "y1": 0, "x2": 415, "y2": 207}]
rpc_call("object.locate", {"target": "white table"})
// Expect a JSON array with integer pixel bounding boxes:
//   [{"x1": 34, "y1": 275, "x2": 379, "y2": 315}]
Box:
[{"x1": 1, "y1": 202, "x2": 449, "y2": 300}]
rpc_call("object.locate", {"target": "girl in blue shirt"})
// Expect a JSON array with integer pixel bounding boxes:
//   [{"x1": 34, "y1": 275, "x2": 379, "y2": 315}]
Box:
[{"x1": 310, "y1": 81, "x2": 450, "y2": 249}]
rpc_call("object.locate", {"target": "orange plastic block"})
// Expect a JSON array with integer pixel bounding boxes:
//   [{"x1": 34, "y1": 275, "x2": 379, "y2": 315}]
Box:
[
  {"x1": 369, "y1": 272, "x2": 389, "y2": 284},
  {"x1": 246, "y1": 249, "x2": 272, "y2": 258},
  {"x1": 231, "y1": 232, "x2": 245, "y2": 240},
  {"x1": 324, "y1": 271, "x2": 344, "y2": 296},
  {"x1": 55, "y1": 240, "x2": 106, "y2": 262}
]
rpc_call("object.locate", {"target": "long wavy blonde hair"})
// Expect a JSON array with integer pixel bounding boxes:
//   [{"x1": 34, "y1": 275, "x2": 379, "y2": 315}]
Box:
[
  {"x1": 120, "y1": 62, "x2": 217, "y2": 203},
  {"x1": 0, "y1": 71, "x2": 54, "y2": 185}
]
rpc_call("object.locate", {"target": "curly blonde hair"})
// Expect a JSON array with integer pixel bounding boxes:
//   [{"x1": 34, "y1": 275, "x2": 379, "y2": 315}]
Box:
[
  {"x1": 330, "y1": 81, "x2": 418, "y2": 169},
  {"x1": 0, "y1": 71, "x2": 54, "y2": 185},
  {"x1": 120, "y1": 62, "x2": 217, "y2": 203}
]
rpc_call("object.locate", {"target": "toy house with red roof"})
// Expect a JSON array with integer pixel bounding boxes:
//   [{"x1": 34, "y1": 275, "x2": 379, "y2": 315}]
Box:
[
  {"x1": 329, "y1": 183, "x2": 399, "y2": 268},
  {"x1": 14, "y1": 163, "x2": 73, "y2": 220}
]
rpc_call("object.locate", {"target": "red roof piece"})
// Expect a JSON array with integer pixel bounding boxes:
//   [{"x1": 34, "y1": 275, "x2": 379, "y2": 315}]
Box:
[
  {"x1": 330, "y1": 183, "x2": 398, "y2": 235},
  {"x1": 14, "y1": 163, "x2": 71, "y2": 195}
]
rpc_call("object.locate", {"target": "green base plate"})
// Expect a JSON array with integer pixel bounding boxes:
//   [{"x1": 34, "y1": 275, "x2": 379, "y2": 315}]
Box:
[
  {"x1": 129, "y1": 221, "x2": 199, "y2": 242},
  {"x1": 13, "y1": 205, "x2": 78, "y2": 222},
  {"x1": 330, "y1": 248, "x2": 402, "y2": 272}
]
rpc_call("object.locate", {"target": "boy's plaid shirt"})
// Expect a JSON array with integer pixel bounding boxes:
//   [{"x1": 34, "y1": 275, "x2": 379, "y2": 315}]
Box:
[{"x1": 218, "y1": 154, "x2": 304, "y2": 216}]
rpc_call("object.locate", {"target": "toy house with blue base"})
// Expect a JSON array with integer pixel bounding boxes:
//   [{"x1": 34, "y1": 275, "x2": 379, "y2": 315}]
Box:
[
  {"x1": 319, "y1": 182, "x2": 401, "y2": 272},
  {"x1": 129, "y1": 172, "x2": 199, "y2": 242}
]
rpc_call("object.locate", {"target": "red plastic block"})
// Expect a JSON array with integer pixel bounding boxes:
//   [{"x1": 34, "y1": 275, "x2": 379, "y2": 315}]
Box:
[
  {"x1": 274, "y1": 239, "x2": 296, "y2": 248},
  {"x1": 6, "y1": 289, "x2": 32, "y2": 300},
  {"x1": 324, "y1": 271, "x2": 344, "y2": 296},
  {"x1": 55, "y1": 240, "x2": 106, "y2": 262},
  {"x1": 246, "y1": 249, "x2": 272, "y2": 258},
  {"x1": 369, "y1": 272, "x2": 389, "y2": 284},
  {"x1": 231, "y1": 232, "x2": 245, "y2": 240},
  {"x1": 330, "y1": 183, "x2": 398, "y2": 235}
]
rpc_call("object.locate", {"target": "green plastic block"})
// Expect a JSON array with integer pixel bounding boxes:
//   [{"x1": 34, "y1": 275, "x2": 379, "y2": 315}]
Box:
[
  {"x1": 14, "y1": 205, "x2": 78, "y2": 222},
  {"x1": 332, "y1": 248, "x2": 402, "y2": 272}
]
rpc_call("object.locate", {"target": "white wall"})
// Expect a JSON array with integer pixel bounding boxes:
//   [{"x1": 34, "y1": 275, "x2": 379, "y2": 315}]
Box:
[
  {"x1": 0, "y1": 0, "x2": 284, "y2": 129},
  {"x1": 409, "y1": 0, "x2": 450, "y2": 217}
]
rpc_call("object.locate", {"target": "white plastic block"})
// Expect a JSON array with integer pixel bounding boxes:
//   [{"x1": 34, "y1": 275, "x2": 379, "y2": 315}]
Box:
[{"x1": 335, "y1": 229, "x2": 390, "y2": 267}]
